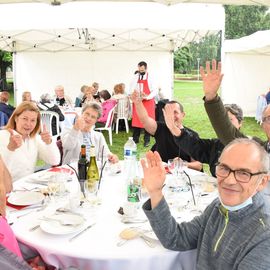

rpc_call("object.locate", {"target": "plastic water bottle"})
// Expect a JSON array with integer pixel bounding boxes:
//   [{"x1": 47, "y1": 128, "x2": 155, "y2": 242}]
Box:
[
  {"x1": 123, "y1": 137, "x2": 137, "y2": 182},
  {"x1": 124, "y1": 137, "x2": 137, "y2": 163},
  {"x1": 123, "y1": 138, "x2": 141, "y2": 210}
]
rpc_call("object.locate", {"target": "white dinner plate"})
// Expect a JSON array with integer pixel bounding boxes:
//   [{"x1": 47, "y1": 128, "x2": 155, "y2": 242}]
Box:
[
  {"x1": 40, "y1": 213, "x2": 85, "y2": 235},
  {"x1": 191, "y1": 174, "x2": 217, "y2": 184},
  {"x1": 27, "y1": 171, "x2": 59, "y2": 184},
  {"x1": 8, "y1": 191, "x2": 45, "y2": 206}
]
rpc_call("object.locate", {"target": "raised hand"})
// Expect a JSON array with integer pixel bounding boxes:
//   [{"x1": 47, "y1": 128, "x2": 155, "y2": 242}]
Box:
[
  {"x1": 73, "y1": 115, "x2": 86, "y2": 131},
  {"x1": 130, "y1": 90, "x2": 142, "y2": 104},
  {"x1": 140, "y1": 92, "x2": 148, "y2": 100},
  {"x1": 163, "y1": 104, "x2": 181, "y2": 136},
  {"x1": 7, "y1": 129, "x2": 23, "y2": 151},
  {"x1": 200, "y1": 59, "x2": 223, "y2": 101},
  {"x1": 141, "y1": 151, "x2": 165, "y2": 198},
  {"x1": 107, "y1": 153, "x2": 119, "y2": 164},
  {"x1": 40, "y1": 124, "x2": 52, "y2": 145}
]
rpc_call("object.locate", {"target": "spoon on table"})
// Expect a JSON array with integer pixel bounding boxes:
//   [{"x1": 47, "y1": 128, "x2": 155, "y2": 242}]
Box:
[
  {"x1": 39, "y1": 216, "x2": 82, "y2": 226},
  {"x1": 117, "y1": 228, "x2": 156, "y2": 248}
]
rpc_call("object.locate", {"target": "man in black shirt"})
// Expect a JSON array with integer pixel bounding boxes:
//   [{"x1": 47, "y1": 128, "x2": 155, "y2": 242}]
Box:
[{"x1": 130, "y1": 91, "x2": 202, "y2": 171}]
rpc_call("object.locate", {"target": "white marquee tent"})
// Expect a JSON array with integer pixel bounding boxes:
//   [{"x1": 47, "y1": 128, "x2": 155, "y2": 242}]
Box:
[
  {"x1": 0, "y1": 1, "x2": 269, "y2": 106},
  {"x1": 1, "y1": 0, "x2": 270, "y2": 6},
  {"x1": 0, "y1": 1, "x2": 225, "y2": 103},
  {"x1": 222, "y1": 30, "x2": 270, "y2": 117}
]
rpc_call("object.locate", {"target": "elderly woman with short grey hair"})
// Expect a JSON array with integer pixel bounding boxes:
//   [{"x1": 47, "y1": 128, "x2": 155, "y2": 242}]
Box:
[{"x1": 62, "y1": 102, "x2": 118, "y2": 164}]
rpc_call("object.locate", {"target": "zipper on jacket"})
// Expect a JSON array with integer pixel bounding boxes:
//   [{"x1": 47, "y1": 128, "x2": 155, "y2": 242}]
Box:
[{"x1": 214, "y1": 207, "x2": 229, "y2": 252}]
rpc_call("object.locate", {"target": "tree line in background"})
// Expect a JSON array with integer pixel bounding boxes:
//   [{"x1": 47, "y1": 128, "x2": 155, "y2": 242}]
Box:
[
  {"x1": 0, "y1": 51, "x2": 12, "y2": 90},
  {"x1": 174, "y1": 5, "x2": 270, "y2": 74}
]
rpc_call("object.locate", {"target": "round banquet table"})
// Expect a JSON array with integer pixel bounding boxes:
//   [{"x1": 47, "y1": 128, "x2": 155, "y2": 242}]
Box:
[{"x1": 8, "y1": 164, "x2": 217, "y2": 270}]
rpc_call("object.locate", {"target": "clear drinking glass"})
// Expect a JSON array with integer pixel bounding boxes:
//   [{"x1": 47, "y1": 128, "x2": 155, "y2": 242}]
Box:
[
  {"x1": 136, "y1": 83, "x2": 144, "y2": 98},
  {"x1": 168, "y1": 158, "x2": 189, "y2": 192}
]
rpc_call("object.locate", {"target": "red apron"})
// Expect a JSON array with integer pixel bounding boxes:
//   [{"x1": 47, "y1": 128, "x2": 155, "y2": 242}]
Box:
[{"x1": 132, "y1": 73, "x2": 156, "y2": 128}]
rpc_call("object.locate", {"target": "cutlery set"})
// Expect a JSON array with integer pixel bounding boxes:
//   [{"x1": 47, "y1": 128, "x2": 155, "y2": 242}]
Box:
[{"x1": 117, "y1": 228, "x2": 157, "y2": 248}]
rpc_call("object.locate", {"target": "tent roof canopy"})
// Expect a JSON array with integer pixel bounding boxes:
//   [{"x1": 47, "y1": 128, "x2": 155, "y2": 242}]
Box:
[
  {"x1": 0, "y1": 0, "x2": 269, "y2": 6},
  {"x1": 224, "y1": 30, "x2": 270, "y2": 55},
  {"x1": 0, "y1": 2, "x2": 224, "y2": 52}
]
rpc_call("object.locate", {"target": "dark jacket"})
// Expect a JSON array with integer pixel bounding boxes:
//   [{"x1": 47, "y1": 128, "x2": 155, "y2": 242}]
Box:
[
  {"x1": 0, "y1": 102, "x2": 15, "y2": 118},
  {"x1": 204, "y1": 96, "x2": 267, "y2": 149},
  {"x1": 152, "y1": 121, "x2": 199, "y2": 163},
  {"x1": 174, "y1": 128, "x2": 224, "y2": 177}
]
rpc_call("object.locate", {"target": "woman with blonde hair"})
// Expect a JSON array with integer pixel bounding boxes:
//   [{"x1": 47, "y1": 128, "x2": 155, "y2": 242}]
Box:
[
  {"x1": 22, "y1": 91, "x2": 34, "y2": 102},
  {"x1": 112, "y1": 83, "x2": 125, "y2": 98},
  {"x1": 81, "y1": 86, "x2": 94, "y2": 106},
  {"x1": 112, "y1": 83, "x2": 131, "y2": 130},
  {"x1": 0, "y1": 101, "x2": 60, "y2": 181}
]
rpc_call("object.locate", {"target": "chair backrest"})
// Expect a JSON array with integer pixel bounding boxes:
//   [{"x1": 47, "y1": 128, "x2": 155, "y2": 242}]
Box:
[
  {"x1": 116, "y1": 97, "x2": 130, "y2": 118},
  {"x1": 256, "y1": 95, "x2": 267, "y2": 122},
  {"x1": 0, "y1": 111, "x2": 8, "y2": 127},
  {"x1": 104, "y1": 105, "x2": 117, "y2": 128},
  {"x1": 40, "y1": 111, "x2": 60, "y2": 137}
]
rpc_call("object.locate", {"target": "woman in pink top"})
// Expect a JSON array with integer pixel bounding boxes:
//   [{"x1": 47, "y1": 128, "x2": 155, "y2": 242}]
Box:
[{"x1": 96, "y1": 90, "x2": 117, "y2": 127}]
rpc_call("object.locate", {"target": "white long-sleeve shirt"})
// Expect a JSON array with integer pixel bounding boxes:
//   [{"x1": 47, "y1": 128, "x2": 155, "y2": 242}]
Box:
[
  {"x1": 61, "y1": 127, "x2": 111, "y2": 165},
  {"x1": 129, "y1": 72, "x2": 157, "y2": 100},
  {"x1": 0, "y1": 130, "x2": 60, "y2": 182}
]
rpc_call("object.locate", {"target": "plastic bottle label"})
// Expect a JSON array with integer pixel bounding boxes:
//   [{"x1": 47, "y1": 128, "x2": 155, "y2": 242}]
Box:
[
  {"x1": 127, "y1": 183, "x2": 141, "y2": 203},
  {"x1": 124, "y1": 149, "x2": 137, "y2": 158}
]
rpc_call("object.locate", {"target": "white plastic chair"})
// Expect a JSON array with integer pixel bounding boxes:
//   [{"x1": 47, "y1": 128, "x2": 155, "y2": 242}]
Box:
[
  {"x1": 40, "y1": 111, "x2": 60, "y2": 138},
  {"x1": 255, "y1": 95, "x2": 267, "y2": 124},
  {"x1": 95, "y1": 105, "x2": 116, "y2": 146},
  {"x1": 115, "y1": 97, "x2": 130, "y2": 134}
]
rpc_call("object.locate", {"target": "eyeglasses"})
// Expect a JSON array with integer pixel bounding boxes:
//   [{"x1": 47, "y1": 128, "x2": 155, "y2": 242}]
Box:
[
  {"x1": 215, "y1": 162, "x2": 267, "y2": 183},
  {"x1": 262, "y1": 116, "x2": 270, "y2": 124}
]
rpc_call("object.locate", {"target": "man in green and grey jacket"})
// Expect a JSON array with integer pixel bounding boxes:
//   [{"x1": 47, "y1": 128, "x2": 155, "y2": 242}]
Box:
[{"x1": 142, "y1": 138, "x2": 270, "y2": 270}]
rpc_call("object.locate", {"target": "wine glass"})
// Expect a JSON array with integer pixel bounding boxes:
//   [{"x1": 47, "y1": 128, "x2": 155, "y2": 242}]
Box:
[
  {"x1": 136, "y1": 83, "x2": 144, "y2": 98},
  {"x1": 168, "y1": 158, "x2": 189, "y2": 192},
  {"x1": 167, "y1": 159, "x2": 177, "y2": 175}
]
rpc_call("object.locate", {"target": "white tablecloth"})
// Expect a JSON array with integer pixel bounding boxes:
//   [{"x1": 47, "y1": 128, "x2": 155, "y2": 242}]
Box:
[{"x1": 8, "y1": 166, "x2": 216, "y2": 270}]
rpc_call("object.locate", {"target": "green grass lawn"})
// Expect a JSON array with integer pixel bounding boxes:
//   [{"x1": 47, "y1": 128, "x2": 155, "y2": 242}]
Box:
[{"x1": 108, "y1": 80, "x2": 266, "y2": 165}]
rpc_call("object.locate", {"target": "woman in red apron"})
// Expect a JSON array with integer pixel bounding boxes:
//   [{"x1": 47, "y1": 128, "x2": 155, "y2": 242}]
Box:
[{"x1": 132, "y1": 62, "x2": 155, "y2": 147}]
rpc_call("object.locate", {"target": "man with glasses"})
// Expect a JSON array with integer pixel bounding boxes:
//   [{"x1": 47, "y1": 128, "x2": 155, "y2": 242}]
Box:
[{"x1": 142, "y1": 138, "x2": 270, "y2": 269}]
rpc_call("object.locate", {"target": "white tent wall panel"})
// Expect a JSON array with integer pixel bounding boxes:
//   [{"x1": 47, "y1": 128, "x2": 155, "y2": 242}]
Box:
[
  {"x1": 222, "y1": 53, "x2": 270, "y2": 117},
  {"x1": 14, "y1": 51, "x2": 173, "y2": 104}
]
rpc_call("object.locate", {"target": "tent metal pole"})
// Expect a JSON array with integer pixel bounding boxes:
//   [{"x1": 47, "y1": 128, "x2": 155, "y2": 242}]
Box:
[{"x1": 12, "y1": 41, "x2": 17, "y2": 106}]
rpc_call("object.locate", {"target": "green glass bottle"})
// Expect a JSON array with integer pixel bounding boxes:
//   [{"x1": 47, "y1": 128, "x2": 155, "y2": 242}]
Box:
[
  {"x1": 86, "y1": 145, "x2": 99, "y2": 193},
  {"x1": 78, "y1": 144, "x2": 87, "y2": 181}
]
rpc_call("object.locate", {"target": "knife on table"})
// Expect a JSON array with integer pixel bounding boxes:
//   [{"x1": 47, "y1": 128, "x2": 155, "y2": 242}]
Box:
[{"x1": 69, "y1": 223, "x2": 96, "y2": 242}]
